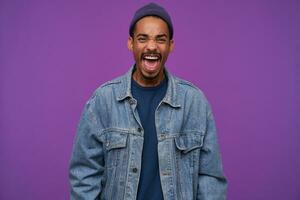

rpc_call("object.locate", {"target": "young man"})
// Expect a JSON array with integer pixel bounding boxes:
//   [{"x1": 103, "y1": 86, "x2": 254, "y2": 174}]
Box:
[{"x1": 69, "y1": 3, "x2": 227, "y2": 200}]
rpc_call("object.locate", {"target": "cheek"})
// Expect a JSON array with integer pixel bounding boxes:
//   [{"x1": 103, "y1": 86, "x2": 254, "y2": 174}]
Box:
[
  {"x1": 161, "y1": 49, "x2": 170, "y2": 59},
  {"x1": 132, "y1": 51, "x2": 141, "y2": 61},
  {"x1": 133, "y1": 46, "x2": 143, "y2": 56},
  {"x1": 159, "y1": 45, "x2": 170, "y2": 54}
]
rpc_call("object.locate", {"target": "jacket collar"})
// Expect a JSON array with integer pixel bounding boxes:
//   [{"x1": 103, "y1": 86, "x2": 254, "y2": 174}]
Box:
[{"x1": 117, "y1": 65, "x2": 181, "y2": 108}]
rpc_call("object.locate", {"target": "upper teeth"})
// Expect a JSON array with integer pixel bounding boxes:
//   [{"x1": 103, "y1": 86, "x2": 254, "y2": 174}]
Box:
[{"x1": 144, "y1": 56, "x2": 159, "y2": 60}]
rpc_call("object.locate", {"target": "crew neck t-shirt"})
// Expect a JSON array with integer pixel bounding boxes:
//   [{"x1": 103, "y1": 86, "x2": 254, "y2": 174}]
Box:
[{"x1": 131, "y1": 77, "x2": 167, "y2": 200}]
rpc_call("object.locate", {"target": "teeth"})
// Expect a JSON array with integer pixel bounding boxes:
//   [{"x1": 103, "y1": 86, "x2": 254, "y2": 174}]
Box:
[{"x1": 144, "y1": 55, "x2": 159, "y2": 60}]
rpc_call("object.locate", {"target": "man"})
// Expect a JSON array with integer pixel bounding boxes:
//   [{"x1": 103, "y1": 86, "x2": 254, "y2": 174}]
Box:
[{"x1": 69, "y1": 3, "x2": 227, "y2": 200}]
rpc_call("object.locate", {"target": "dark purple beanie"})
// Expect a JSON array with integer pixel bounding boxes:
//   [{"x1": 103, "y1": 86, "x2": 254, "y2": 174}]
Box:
[{"x1": 129, "y1": 3, "x2": 174, "y2": 39}]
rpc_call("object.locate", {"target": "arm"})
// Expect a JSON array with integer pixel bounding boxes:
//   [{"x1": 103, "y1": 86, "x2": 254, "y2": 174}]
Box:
[
  {"x1": 197, "y1": 104, "x2": 227, "y2": 199},
  {"x1": 69, "y1": 93, "x2": 104, "y2": 200}
]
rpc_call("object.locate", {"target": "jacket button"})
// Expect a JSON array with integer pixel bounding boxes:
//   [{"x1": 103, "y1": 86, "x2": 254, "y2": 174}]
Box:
[
  {"x1": 129, "y1": 99, "x2": 135, "y2": 105},
  {"x1": 132, "y1": 167, "x2": 138, "y2": 173},
  {"x1": 137, "y1": 127, "x2": 142, "y2": 132}
]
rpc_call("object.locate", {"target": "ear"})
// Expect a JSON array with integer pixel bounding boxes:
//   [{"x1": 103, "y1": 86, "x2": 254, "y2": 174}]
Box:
[
  {"x1": 127, "y1": 37, "x2": 133, "y2": 51},
  {"x1": 169, "y1": 39, "x2": 174, "y2": 52}
]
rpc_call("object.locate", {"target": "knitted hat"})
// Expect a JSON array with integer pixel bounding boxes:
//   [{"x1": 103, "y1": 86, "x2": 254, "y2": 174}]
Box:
[{"x1": 129, "y1": 3, "x2": 174, "y2": 39}]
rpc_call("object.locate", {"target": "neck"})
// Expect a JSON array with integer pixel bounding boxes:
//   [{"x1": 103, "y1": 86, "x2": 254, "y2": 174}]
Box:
[{"x1": 132, "y1": 70, "x2": 165, "y2": 87}]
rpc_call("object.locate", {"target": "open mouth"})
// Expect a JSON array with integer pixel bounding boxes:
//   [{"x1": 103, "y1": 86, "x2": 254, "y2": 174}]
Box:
[{"x1": 142, "y1": 54, "x2": 161, "y2": 72}]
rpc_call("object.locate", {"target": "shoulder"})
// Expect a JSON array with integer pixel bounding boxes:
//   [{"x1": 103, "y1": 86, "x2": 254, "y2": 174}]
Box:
[
  {"x1": 171, "y1": 74, "x2": 214, "y2": 116},
  {"x1": 92, "y1": 73, "x2": 126, "y2": 96},
  {"x1": 82, "y1": 73, "x2": 126, "y2": 108},
  {"x1": 172, "y1": 75, "x2": 208, "y2": 102}
]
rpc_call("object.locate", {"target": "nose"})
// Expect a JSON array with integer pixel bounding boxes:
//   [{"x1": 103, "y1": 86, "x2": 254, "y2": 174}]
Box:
[{"x1": 146, "y1": 39, "x2": 157, "y2": 51}]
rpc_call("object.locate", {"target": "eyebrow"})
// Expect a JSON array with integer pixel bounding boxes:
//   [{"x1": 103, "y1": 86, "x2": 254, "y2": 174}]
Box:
[
  {"x1": 136, "y1": 33, "x2": 148, "y2": 37},
  {"x1": 156, "y1": 34, "x2": 168, "y2": 38},
  {"x1": 136, "y1": 33, "x2": 168, "y2": 38}
]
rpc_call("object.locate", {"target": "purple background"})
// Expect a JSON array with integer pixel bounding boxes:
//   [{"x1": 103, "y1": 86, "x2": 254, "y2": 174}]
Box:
[{"x1": 1, "y1": 0, "x2": 299, "y2": 199}]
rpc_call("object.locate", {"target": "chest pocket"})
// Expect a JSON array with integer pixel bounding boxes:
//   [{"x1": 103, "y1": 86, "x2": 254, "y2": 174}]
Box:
[
  {"x1": 175, "y1": 134, "x2": 204, "y2": 154},
  {"x1": 104, "y1": 131, "x2": 128, "y2": 169},
  {"x1": 174, "y1": 133, "x2": 204, "y2": 169}
]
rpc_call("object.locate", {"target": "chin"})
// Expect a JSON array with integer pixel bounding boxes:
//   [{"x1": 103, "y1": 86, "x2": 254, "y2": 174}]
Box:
[
  {"x1": 142, "y1": 72, "x2": 159, "y2": 80},
  {"x1": 142, "y1": 67, "x2": 162, "y2": 78}
]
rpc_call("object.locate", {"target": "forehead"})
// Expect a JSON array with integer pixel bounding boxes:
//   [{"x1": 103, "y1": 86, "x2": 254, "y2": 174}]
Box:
[{"x1": 134, "y1": 16, "x2": 169, "y2": 37}]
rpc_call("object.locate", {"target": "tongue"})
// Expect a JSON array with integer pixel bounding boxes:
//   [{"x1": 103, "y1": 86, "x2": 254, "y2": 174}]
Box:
[{"x1": 144, "y1": 59, "x2": 159, "y2": 71}]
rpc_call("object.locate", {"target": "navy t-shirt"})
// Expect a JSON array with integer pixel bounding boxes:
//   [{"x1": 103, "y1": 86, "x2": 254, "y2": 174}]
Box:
[{"x1": 131, "y1": 77, "x2": 167, "y2": 200}]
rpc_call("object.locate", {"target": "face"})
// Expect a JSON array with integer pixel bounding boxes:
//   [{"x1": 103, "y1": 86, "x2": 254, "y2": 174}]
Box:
[{"x1": 128, "y1": 16, "x2": 174, "y2": 86}]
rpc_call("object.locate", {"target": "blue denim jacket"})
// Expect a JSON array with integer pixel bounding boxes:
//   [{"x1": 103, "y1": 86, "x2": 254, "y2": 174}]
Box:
[{"x1": 69, "y1": 67, "x2": 227, "y2": 200}]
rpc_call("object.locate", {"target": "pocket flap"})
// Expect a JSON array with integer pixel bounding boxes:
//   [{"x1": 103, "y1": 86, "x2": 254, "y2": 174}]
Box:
[
  {"x1": 105, "y1": 132, "x2": 128, "y2": 151},
  {"x1": 175, "y1": 135, "x2": 203, "y2": 154}
]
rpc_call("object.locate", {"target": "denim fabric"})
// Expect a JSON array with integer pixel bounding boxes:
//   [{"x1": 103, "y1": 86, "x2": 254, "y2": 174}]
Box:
[{"x1": 69, "y1": 67, "x2": 227, "y2": 200}]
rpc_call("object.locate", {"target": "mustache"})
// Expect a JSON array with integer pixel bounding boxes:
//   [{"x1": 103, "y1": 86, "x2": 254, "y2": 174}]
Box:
[{"x1": 141, "y1": 52, "x2": 161, "y2": 59}]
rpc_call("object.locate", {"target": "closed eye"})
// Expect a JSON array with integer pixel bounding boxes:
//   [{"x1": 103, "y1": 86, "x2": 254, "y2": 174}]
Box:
[
  {"x1": 156, "y1": 38, "x2": 167, "y2": 44},
  {"x1": 137, "y1": 37, "x2": 147, "y2": 43}
]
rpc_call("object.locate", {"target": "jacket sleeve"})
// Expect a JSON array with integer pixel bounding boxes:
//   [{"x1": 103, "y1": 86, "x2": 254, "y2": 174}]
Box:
[
  {"x1": 69, "y1": 93, "x2": 105, "y2": 200},
  {"x1": 197, "y1": 103, "x2": 227, "y2": 200}
]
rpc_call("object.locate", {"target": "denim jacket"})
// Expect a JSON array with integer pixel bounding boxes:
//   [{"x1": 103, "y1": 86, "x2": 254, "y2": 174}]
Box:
[{"x1": 69, "y1": 67, "x2": 227, "y2": 200}]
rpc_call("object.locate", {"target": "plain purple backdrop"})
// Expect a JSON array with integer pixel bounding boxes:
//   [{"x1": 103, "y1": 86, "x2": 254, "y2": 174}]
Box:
[{"x1": 1, "y1": 0, "x2": 299, "y2": 199}]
